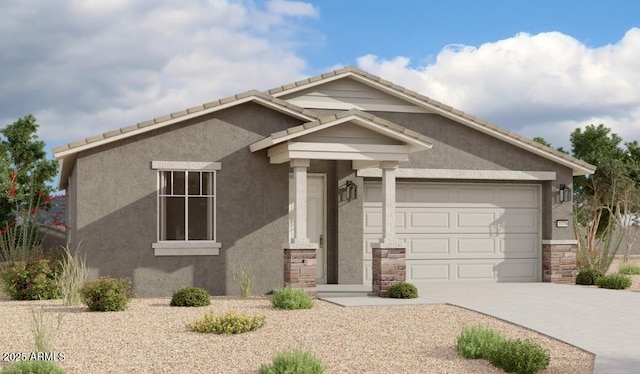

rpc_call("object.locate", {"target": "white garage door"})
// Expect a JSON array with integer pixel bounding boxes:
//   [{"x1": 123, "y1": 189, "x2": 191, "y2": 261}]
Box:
[{"x1": 363, "y1": 182, "x2": 541, "y2": 283}]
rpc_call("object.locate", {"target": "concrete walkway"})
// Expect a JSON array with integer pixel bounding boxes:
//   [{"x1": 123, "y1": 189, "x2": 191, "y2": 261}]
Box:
[{"x1": 322, "y1": 283, "x2": 640, "y2": 374}]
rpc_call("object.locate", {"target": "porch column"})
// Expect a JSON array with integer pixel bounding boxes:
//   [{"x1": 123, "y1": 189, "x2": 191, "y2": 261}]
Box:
[
  {"x1": 291, "y1": 159, "x2": 310, "y2": 244},
  {"x1": 372, "y1": 161, "x2": 406, "y2": 297},
  {"x1": 283, "y1": 158, "x2": 317, "y2": 295}
]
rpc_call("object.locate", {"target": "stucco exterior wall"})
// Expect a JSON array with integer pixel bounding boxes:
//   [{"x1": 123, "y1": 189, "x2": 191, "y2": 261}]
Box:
[
  {"x1": 336, "y1": 160, "x2": 364, "y2": 284},
  {"x1": 73, "y1": 103, "x2": 303, "y2": 296},
  {"x1": 370, "y1": 112, "x2": 575, "y2": 241}
]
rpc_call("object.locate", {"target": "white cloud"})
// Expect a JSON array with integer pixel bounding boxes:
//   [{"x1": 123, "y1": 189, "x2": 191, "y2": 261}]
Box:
[
  {"x1": 357, "y1": 28, "x2": 640, "y2": 150},
  {"x1": 0, "y1": 1, "x2": 316, "y2": 146},
  {"x1": 266, "y1": 0, "x2": 318, "y2": 17}
]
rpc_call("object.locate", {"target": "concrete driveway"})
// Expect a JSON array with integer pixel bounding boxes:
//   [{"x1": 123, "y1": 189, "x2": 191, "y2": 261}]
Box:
[{"x1": 416, "y1": 283, "x2": 640, "y2": 374}]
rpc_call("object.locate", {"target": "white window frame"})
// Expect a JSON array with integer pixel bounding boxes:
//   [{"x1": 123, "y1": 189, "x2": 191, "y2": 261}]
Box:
[{"x1": 151, "y1": 161, "x2": 221, "y2": 256}]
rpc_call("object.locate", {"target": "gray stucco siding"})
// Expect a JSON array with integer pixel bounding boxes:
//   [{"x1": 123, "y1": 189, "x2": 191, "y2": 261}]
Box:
[
  {"x1": 72, "y1": 103, "x2": 303, "y2": 296},
  {"x1": 369, "y1": 112, "x2": 575, "y2": 241}
]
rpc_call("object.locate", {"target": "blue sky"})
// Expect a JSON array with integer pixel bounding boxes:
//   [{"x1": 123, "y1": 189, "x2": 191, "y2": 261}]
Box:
[{"x1": 1, "y1": 0, "x2": 639, "y2": 160}]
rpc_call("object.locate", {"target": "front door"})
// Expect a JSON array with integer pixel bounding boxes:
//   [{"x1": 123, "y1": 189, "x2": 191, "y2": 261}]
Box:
[{"x1": 289, "y1": 174, "x2": 326, "y2": 283}]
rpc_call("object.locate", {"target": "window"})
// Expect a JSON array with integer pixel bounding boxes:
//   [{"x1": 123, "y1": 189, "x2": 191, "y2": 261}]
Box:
[
  {"x1": 159, "y1": 170, "x2": 215, "y2": 241},
  {"x1": 151, "y1": 161, "x2": 221, "y2": 256}
]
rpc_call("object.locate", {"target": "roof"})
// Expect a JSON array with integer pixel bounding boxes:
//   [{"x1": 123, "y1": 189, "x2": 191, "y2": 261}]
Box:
[
  {"x1": 53, "y1": 66, "x2": 596, "y2": 190},
  {"x1": 250, "y1": 109, "x2": 433, "y2": 152},
  {"x1": 53, "y1": 90, "x2": 318, "y2": 189},
  {"x1": 268, "y1": 66, "x2": 596, "y2": 176}
]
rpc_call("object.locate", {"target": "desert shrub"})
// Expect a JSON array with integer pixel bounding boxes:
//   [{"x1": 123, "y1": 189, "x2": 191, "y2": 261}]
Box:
[
  {"x1": 456, "y1": 325, "x2": 506, "y2": 359},
  {"x1": 57, "y1": 246, "x2": 87, "y2": 306},
  {"x1": 575, "y1": 268, "x2": 605, "y2": 285},
  {"x1": 240, "y1": 268, "x2": 252, "y2": 297},
  {"x1": 259, "y1": 348, "x2": 324, "y2": 374},
  {"x1": 595, "y1": 273, "x2": 632, "y2": 289},
  {"x1": 387, "y1": 282, "x2": 418, "y2": 299},
  {"x1": 488, "y1": 339, "x2": 550, "y2": 374},
  {"x1": 186, "y1": 311, "x2": 265, "y2": 334},
  {"x1": 618, "y1": 262, "x2": 640, "y2": 275},
  {"x1": 81, "y1": 277, "x2": 134, "y2": 311},
  {"x1": 1, "y1": 360, "x2": 66, "y2": 374},
  {"x1": 170, "y1": 287, "x2": 210, "y2": 307},
  {"x1": 457, "y1": 325, "x2": 549, "y2": 374},
  {"x1": 0, "y1": 222, "x2": 42, "y2": 264},
  {"x1": 0, "y1": 255, "x2": 62, "y2": 300},
  {"x1": 271, "y1": 287, "x2": 314, "y2": 310}
]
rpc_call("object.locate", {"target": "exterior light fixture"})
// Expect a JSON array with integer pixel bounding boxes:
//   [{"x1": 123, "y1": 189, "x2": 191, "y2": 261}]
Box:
[
  {"x1": 559, "y1": 184, "x2": 572, "y2": 203},
  {"x1": 345, "y1": 180, "x2": 358, "y2": 201}
]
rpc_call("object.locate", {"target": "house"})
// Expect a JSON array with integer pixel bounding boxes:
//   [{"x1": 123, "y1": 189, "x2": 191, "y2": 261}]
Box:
[{"x1": 52, "y1": 67, "x2": 595, "y2": 297}]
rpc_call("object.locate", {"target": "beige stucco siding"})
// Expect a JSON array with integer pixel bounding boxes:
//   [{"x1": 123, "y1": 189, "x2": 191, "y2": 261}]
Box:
[{"x1": 73, "y1": 103, "x2": 303, "y2": 296}]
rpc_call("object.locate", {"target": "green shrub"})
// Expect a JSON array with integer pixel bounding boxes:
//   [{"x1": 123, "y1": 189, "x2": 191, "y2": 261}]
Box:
[
  {"x1": 81, "y1": 277, "x2": 134, "y2": 311},
  {"x1": 271, "y1": 287, "x2": 314, "y2": 310},
  {"x1": 1, "y1": 360, "x2": 66, "y2": 374},
  {"x1": 457, "y1": 325, "x2": 550, "y2": 374},
  {"x1": 618, "y1": 262, "x2": 640, "y2": 275},
  {"x1": 456, "y1": 325, "x2": 506, "y2": 359},
  {"x1": 57, "y1": 246, "x2": 87, "y2": 306},
  {"x1": 595, "y1": 273, "x2": 632, "y2": 289},
  {"x1": 488, "y1": 339, "x2": 550, "y2": 374},
  {"x1": 186, "y1": 311, "x2": 265, "y2": 334},
  {"x1": 259, "y1": 348, "x2": 324, "y2": 374},
  {"x1": 387, "y1": 282, "x2": 418, "y2": 299},
  {"x1": 0, "y1": 255, "x2": 62, "y2": 300},
  {"x1": 575, "y1": 268, "x2": 604, "y2": 285},
  {"x1": 170, "y1": 287, "x2": 210, "y2": 307}
]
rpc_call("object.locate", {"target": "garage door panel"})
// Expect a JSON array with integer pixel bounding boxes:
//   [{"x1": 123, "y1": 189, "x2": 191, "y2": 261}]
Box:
[
  {"x1": 457, "y1": 237, "x2": 496, "y2": 254},
  {"x1": 410, "y1": 211, "x2": 451, "y2": 229},
  {"x1": 363, "y1": 182, "x2": 541, "y2": 283},
  {"x1": 411, "y1": 263, "x2": 450, "y2": 280}
]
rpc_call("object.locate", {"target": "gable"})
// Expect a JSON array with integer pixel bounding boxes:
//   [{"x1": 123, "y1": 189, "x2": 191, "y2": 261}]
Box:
[
  {"x1": 297, "y1": 122, "x2": 403, "y2": 145},
  {"x1": 279, "y1": 77, "x2": 430, "y2": 114}
]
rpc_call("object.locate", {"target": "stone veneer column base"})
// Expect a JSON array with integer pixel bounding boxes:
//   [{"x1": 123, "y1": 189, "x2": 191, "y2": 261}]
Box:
[
  {"x1": 372, "y1": 247, "x2": 406, "y2": 297},
  {"x1": 542, "y1": 241, "x2": 577, "y2": 284},
  {"x1": 283, "y1": 245, "x2": 318, "y2": 295}
]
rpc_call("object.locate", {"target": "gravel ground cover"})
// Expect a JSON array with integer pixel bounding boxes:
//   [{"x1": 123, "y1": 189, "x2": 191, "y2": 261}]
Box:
[{"x1": 0, "y1": 294, "x2": 594, "y2": 374}]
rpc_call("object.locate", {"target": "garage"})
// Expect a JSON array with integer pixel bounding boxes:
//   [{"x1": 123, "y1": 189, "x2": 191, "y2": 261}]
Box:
[{"x1": 363, "y1": 182, "x2": 541, "y2": 283}]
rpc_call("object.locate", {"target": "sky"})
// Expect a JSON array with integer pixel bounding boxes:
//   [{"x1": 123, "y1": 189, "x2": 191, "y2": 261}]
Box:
[{"x1": 2, "y1": 0, "x2": 640, "y2": 159}]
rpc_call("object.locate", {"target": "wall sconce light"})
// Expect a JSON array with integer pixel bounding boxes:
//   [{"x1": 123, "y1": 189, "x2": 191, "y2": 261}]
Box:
[
  {"x1": 559, "y1": 184, "x2": 572, "y2": 203},
  {"x1": 345, "y1": 180, "x2": 358, "y2": 201}
]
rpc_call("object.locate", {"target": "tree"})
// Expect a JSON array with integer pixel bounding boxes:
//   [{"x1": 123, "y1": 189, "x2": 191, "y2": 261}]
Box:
[{"x1": 0, "y1": 115, "x2": 58, "y2": 226}]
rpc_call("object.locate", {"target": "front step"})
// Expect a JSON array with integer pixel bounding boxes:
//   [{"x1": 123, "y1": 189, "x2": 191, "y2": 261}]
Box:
[{"x1": 316, "y1": 284, "x2": 374, "y2": 298}]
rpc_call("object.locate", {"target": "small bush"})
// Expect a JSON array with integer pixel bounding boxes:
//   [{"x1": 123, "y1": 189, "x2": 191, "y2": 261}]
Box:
[
  {"x1": 387, "y1": 282, "x2": 418, "y2": 299},
  {"x1": 170, "y1": 287, "x2": 210, "y2": 307},
  {"x1": 595, "y1": 273, "x2": 632, "y2": 289},
  {"x1": 456, "y1": 325, "x2": 506, "y2": 359},
  {"x1": 618, "y1": 262, "x2": 640, "y2": 275},
  {"x1": 1, "y1": 360, "x2": 66, "y2": 374},
  {"x1": 259, "y1": 348, "x2": 324, "y2": 374},
  {"x1": 186, "y1": 311, "x2": 265, "y2": 334},
  {"x1": 488, "y1": 339, "x2": 550, "y2": 374},
  {"x1": 81, "y1": 277, "x2": 134, "y2": 311},
  {"x1": 271, "y1": 287, "x2": 314, "y2": 310},
  {"x1": 575, "y1": 268, "x2": 604, "y2": 285},
  {"x1": 0, "y1": 255, "x2": 62, "y2": 300}
]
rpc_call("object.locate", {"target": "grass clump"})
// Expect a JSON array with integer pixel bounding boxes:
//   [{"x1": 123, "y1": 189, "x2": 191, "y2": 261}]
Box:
[
  {"x1": 57, "y1": 246, "x2": 87, "y2": 306},
  {"x1": 259, "y1": 348, "x2": 324, "y2": 374},
  {"x1": 271, "y1": 287, "x2": 314, "y2": 310},
  {"x1": 488, "y1": 339, "x2": 550, "y2": 374},
  {"x1": 595, "y1": 273, "x2": 632, "y2": 289},
  {"x1": 186, "y1": 311, "x2": 265, "y2": 334},
  {"x1": 456, "y1": 325, "x2": 506, "y2": 359},
  {"x1": 81, "y1": 277, "x2": 134, "y2": 311},
  {"x1": 618, "y1": 262, "x2": 640, "y2": 275},
  {"x1": 1, "y1": 360, "x2": 66, "y2": 374},
  {"x1": 387, "y1": 282, "x2": 418, "y2": 299},
  {"x1": 170, "y1": 287, "x2": 210, "y2": 307},
  {"x1": 575, "y1": 268, "x2": 605, "y2": 285},
  {"x1": 457, "y1": 325, "x2": 550, "y2": 374}
]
